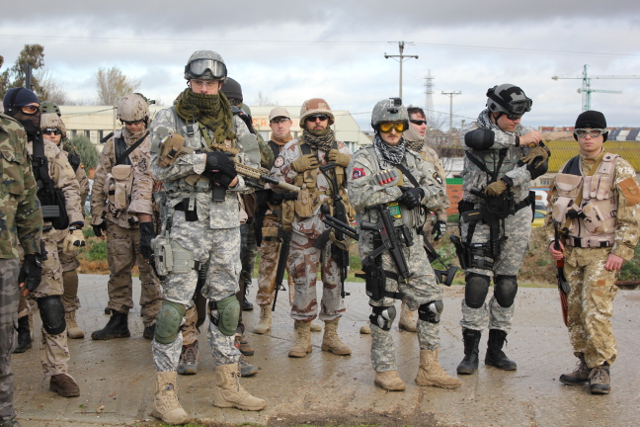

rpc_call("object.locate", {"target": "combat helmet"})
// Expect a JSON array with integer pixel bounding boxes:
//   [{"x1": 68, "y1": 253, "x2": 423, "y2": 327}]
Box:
[
  {"x1": 117, "y1": 93, "x2": 149, "y2": 123},
  {"x1": 40, "y1": 113, "x2": 67, "y2": 139},
  {"x1": 40, "y1": 101, "x2": 61, "y2": 116},
  {"x1": 486, "y1": 84, "x2": 532, "y2": 116},
  {"x1": 299, "y1": 98, "x2": 334, "y2": 127},
  {"x1": 184, "y1": 50, "x2": 227, "y2": 81},
  {"x1": 371, "y1": 97, "x2": 409, "y2": 131}
]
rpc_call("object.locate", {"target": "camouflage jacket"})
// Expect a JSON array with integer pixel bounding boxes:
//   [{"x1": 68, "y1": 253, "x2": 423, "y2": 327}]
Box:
[
  {"x1": 0, "y1": 114, "x2": 42, "y2": 257},
  {"x1": 414, "y1": 144, "x2": 449, "y2": 222},
  {"x1": 28, "y1": 137, "x2": 83, "y2": 227},
  {"x1": 91, "y1": 128, "x2": 155, "y2": 229},
  {"x1": 58, "y1": 147, "x2": 90, "y2": 212},
  {"x1": 150, "y1": 107, "x2": 252, "y2": 230},
  {"x1": 347, "y1": 145, "x2": 446, "y2": 231},
  {"x1": 461, "y1": 113, "x2": 537, "y2": 205},
  {"x1": 544, "y1": 151, "x2": 640, "y2": 260}
]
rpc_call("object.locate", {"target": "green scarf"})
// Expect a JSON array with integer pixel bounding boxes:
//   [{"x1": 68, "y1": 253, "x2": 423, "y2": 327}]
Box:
[
  {"x1": 301, "y1": 128, "x2": 336, "y2": 151},
  {"x1": 174, "y1": 88, "x2": 235, "y2": 146}
]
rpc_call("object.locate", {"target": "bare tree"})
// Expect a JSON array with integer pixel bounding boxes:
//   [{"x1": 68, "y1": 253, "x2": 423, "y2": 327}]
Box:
[
  {"x1": 36, "y1": 69, "x2": 68, "y2": 105},
  {"x1": 96, "y1": 67, "x2": 140, "y2": 105},
  {"x1": 254, "y1": 91, "x2": 277, "y2": 106}
]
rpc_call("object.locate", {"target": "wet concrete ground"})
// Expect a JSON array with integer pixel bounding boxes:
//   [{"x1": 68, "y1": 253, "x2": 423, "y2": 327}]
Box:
[{"x1": 10, "y1": 275, "x2": 640, "y2": 427}]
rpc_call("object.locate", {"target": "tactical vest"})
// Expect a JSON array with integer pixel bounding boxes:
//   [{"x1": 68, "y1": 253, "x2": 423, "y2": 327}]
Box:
[
  {"x1": 552, "y1": 153, "x2": 619, "y2": 248},
  {"x1": 32, "y1": 138, "x2": 69, "y2": 230},
  {"x1": 104, "y1": 132, "x2": 135, "y2": 218}
]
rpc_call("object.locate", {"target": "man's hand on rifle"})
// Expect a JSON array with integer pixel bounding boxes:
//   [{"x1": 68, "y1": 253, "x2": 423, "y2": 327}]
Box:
[
  {"x1": 327, "y1": 149, "x2": 350, "y2": 168},
  {"x1": 292, "y1": 154, "x2": 319, "y2": 172},
  {"x1": 398, "y1": 186, "x2": 424, "y2": 209},
  {"x1": 139, "y1": 222, "x2": 156, "y2": 260},
  {"x1": 205, "y1": 151, "x2": 238, "y2": 187},
  {"x1": 484, "y1": 179, "x2": 509, "y2": 197},
  {"x1": 432, "y1": 220, "x2": 447, "y2": 241},
  {"x1": 548, "y1": 241, "x2": 564, "y2": 261}
]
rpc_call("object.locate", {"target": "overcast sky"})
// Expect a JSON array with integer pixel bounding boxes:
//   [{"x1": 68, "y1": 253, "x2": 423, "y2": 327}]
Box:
[{"x1": 2, "y1": 1, "x2": 640, "y2": 131}]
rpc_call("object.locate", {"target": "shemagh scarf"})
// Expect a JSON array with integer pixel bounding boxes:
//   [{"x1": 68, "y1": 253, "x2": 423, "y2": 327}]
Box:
[
  {"x1": 175, "y1": 88, "x2": 235, "y2": 144},
  {"x1": 301, "y1": 128, "x2": 336, "y2": 152},
  {"x1": 372, "y1": 133, "x2": 406, "y2": 167}
]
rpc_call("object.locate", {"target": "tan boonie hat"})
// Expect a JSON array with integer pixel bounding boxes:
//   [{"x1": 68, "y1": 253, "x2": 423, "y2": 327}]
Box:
[{"x1": 269, "y1": 107, "x2": 291, "y2": 122}]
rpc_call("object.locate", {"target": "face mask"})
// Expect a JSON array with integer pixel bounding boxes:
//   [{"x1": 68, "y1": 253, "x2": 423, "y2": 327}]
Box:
[{"x1": 11, "y1": 111, "x2": 41, "y2": 137}]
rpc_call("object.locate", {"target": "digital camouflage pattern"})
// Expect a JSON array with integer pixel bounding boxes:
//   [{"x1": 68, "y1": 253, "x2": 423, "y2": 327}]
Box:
[
  {"x1": 348, "y1": 145, "x2": 447, "y2": 372},
  {"x1": 418, "y1": 145, "x2": 449, "y2": 222},
  {"x1": 0, "y1": 258, "x2": 20, "y2": 422}
]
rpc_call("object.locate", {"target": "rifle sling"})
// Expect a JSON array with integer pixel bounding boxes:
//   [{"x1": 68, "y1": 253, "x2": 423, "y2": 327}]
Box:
[{"x1": 115, "y1": 130, "x2": 149, "y2": 166}]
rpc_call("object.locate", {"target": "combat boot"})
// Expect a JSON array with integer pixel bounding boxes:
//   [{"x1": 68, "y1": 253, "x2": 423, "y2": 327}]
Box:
[
  {"x1": 288, "y1": 320, "x2": 312, "y2": 358},
  {"x1": 65, "y1": 311, "x2": 85, "y2": 339},
  {"x1": 235, "y1": 331, "x2": 254, "y2": 356},
  {"x1": 485, "y1": 329, "x2": 517, "y2": 371},
  {"x1": 560, "y1": 353, "x2": 591, "y2": 385},
  {"x1": 374, "y1": 371, "x2": 406, "y2": 391},
  {"x1": 211, "y1": 364, "x2": 266, "y2": 411},
  {"x1": 457, "y1": 328, "x2": 481, "y2": 374},
  {"x1": 50, "y1": 373, "x2": 80, "y2": 397},
  {"x1": 13, "y1": 316, "x2": 32, "y2": 354},
  {"x1": 151, "y1": 371, "x2": 189, "y2": 425},
  {"x1": 177, "y1": 341, "x2": 199, "y2": 375},
  {"x1": 360, "y1": 323, "x2": 372, "y2": 334},
  {"x1": 91, "y1": 311, "x2": 130, "y2": 340},
  {"x1": 416, "y1": 349, "x2": 462, "y2": 389},
  {"x1": 589, "y1": 363, "x2": 611, "y2": 395},
  {"x1": 321, "y1": 317, "x2": 351, "y2": 356},
  {"x1": 143, "y1": 323, "x2": 156, "y2": 340},
  {"x1": 253, "y1": 305, "x2": 272, "y2": 334},
  {"x1": 398, "y1": 301, "x2": 417, "y2": 332},
  {"x1": 310, "y1": 320, "x2": 322, "y2": 332},
  {"x1": 239, "y1": 354, "x2": 258, "y2": 377}
]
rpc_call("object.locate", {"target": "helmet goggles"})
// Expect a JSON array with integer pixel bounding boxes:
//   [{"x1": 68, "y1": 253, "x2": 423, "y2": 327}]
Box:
[{"x1": 186, "y1": 58, "x2": 227, "y2": 80}]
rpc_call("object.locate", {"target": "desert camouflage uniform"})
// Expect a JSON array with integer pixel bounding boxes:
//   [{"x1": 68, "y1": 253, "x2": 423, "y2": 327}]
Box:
[
  {"x1": 458, "y1": 115, "x2": 537, "y2": 332},
  {"x1": 347, "y1": 145, "x2": 447, "y2": 371},
  {"x1": 271, "y1": 138, "x2": 352, "y2": 322},
  {"x1": 0, "y1": 114, "x2": 42, "y2": 423},
  {"x1": 150, "y1": 107, "x2": 252, "y2": 371},
  {"x1": 544, "y1": 152, "x2": 640, "y2": 368},
  {"x1": 91, "y1": 129, "x2": 162, "y2": 326}
]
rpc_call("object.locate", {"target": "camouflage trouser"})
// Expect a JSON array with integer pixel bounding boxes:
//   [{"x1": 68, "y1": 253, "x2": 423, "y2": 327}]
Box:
[
  {"x1": 256, "y1": 214, "x2": 293, "y2": 307},
  {"x1": 564, "y1": 246, "x2": 619, "y2": 368},
  {"x1": 152, "y1": 211, "x2": 241, "y2": 372},
  {"x1": 459, "y1": 205, "x2": 531, "y2": 332},
  {"x1": 57, "y1": 239, "x2": 81, "y2": 312},
  {"x1": 105, "y1": 222, "x2": 162, "y2": 326},
  {"x1": 0, "y1": 258, "x2": 19, "y2": 422},
  {"x1": 359, "y1": 229, "x2": 442, "y2": 372},
  {"x1": 288, "y1": 231, "x2": 345, "y2": 322},
  {"x1": 240, "y1": 223, "x2": 258, "y2": 290}
]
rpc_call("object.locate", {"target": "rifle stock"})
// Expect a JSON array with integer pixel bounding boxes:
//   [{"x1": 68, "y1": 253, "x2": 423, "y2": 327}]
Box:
[{"x1": 271, "y1": 230, "x2": 292, "y2": 312}]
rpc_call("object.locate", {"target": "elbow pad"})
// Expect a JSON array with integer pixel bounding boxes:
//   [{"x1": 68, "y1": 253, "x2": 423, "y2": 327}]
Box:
[{"x1": 464, "y1": 128, "x2": 495, "y2": 150}]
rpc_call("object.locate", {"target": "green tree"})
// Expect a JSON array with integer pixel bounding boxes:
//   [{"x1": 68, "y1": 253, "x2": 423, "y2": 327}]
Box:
[
  {"x1": 96, "y1": 67, "x2": 140, "y2": 105},
  {"x1": 70, "y1": 135, "x2": 100, "y2": 170},
  {"x1": 0, "y1": 44, "x2": 48, "y2": 100}
]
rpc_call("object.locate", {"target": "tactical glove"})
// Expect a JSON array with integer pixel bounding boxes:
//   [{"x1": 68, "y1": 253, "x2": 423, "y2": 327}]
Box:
[
  {"x1": 19, "y1": 253, "x2": 43, "y2": 293},
  {"x1": 520, "y1": 146, "x2": 549, "y2": 168},
  {"x1": 62, "y1": 225, "x2": 86, "y2": 253},
  {"x1": 139, "y1": 222, "x2": 156, "y2": 260},
  {"x1": 205, "y1": 171, "x2": 235, "y2": 188},
  {"x1": 291, "y1": 154, "x2": 319, "y2": 172},
  {"x1": 484, "y1": 180, "x2": 508, "y2": 197},
  {"x1": 432, "y1": 220, "x2": 447, "y2": 241},
  {"x1": 92, "y1": 220, "x2": 107, "y2": 238},
  {"x1": 205, "y1": 151, "x2": 237, "y2": 179},
  {"x1": 398, "y1": 186, "x2": 425, "y2": 210},
  {"x1": 327, "y1": 149, "x2": 350, "y2": 168}
]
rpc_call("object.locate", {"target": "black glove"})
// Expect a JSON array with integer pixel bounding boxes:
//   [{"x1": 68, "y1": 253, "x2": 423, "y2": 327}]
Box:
[
  {"x1": 398, "y1": 186, "x2": 425, "y2": 210},
  {"x1": 432, "y1": 220, "x2": 447, "y2": 241},
  {"x1": 205, "y1": 171, "x2": 235, "y2": 188},
  {"x1": 93, "y1": 221, "x2": 107, "y2": 237},
  {"x1": 19, "y1": 253, "x2": 43, "y2": 293},
  {"x1": 139, "y1": 222, "x2": 156, "y2": 260},
  {"x1": 205, "y1": 151, "x2": 237, "y2": 179}
]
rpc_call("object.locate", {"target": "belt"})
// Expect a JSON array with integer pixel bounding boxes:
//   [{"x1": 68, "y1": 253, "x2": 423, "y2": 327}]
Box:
[{"x1": 566, "y1": 236, "x2": 613, "y2": 248}]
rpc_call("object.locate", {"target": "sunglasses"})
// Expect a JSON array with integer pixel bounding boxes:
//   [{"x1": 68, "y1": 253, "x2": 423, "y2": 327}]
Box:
[
  {"x1": 271, "y1": 117, "x2": 290, "y2": 124},
  {"x1": 379, "y1": 122, "x2": 407, "y2": 133},
  {"x1": 410, "y1": 119, "x2": 427, "y2": 126},
  {"x1": 21, "y1": 105, "x2": 40, "y2": 115},
  {"x1": 574, "y1": 128, "x2": 607, "y2": 138},
  {"x1": 228, "y1": 98, "x2": 242, "y2": 107},
  {"x1": 306, "y1": 114, "x2": 329, "y2": 122},
  {"x1": 43, "y1": 128, "x2": 62, "y2": 135},
  {"x1": 121, "y1": 119, "x2": 144, "y2": 126}
]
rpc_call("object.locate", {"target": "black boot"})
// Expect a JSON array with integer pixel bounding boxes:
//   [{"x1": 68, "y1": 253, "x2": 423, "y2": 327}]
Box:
[
  {"x1": 242, "y1": 286, "x2": 254, "y2": 311},
  {"x1": 13, "y1": 316, "x2": 32, "y2": 354},
  {"x1": 91, "y1": 311, "x2": 130, "y2": 340},
  {"x1": 485, "y1": 329, "x2": 517, "y2": 371},
  {"x1": 457, "y1": 328, "x2": 481, "y2": 375}
]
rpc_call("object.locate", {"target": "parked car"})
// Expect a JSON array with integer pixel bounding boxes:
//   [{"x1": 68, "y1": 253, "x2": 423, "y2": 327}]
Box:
[{"x1": 532, "y1": 209, "x2": 547, "y2": 228}]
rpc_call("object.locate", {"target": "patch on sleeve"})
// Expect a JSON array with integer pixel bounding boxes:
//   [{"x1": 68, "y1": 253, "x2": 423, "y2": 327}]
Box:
[
  {"x1": 274, "y1": 155, "x2": 284, "y2": 168},
  {"x1": 352, "y1": 167, "x2": 366, "y2": 180}
]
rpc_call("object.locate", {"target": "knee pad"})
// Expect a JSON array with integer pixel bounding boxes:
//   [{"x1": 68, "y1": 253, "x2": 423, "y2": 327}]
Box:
[
  {"x1": 465, "y1": 273, "x2": 490, "y2": 309},
  {"x1": 418, "y1": 300, "x2": 444, "y2": 324},
  {"x1": 494, "y1": 275, "x2": 518, "y2": 308},
  {"x1": 369, "y1": 305, "x2": 396, "y2": 331},
  {"x1": 209, "y1": 295, "x2": 240, "y2": 337},
  {"x1": 154, "y1": 300, "x2": 186, "y2": 344},
  {"x1": 37, "y1": 296, "x2": 66, "y2": 335}
]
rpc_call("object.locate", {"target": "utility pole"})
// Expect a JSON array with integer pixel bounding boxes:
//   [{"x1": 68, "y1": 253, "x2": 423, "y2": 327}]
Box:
[
  {"x1": 385, "y1": 41, "x2": 418, "y2": 100},
  {"x1": 441, "y1": 91, "x2": 461, "y2": 134}
]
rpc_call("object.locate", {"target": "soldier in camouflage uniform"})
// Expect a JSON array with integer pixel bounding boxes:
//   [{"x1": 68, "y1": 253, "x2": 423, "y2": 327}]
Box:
[
  {"x1": 39, "y1": 104, "x2": 90, "y2": 339},
  {"x1": 90, "y1": 94, "x2": 162, "y2": 341},
  {"x1": 0, "y1": 81, "x2": 44, "y2": 427},
  {"x1": 545, "y1": 111, "x2": 640, "y2": 395},
  {"x1": 271, "y1": 98, "x2": 353, "y2": 358},
  {"x1": 4, "y1": 88, "x2": 84, "y2": 398},
  {"x1": 148, "y1": 50, "x2": 265, "y2": 425},
  {"x1": 347, "y1": 98, "x2": 460, "y2": 391},
  {"x1": 455, "y1": 84, "x2": 549, "y2": 375}
]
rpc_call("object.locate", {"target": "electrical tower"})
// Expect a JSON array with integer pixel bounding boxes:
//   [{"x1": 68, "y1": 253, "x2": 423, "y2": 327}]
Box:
[
  {"x1": 552, "y1": 64, "x2": 640, "y2": 111},
  {"x1": 423, "y1": 70, "x2": 435, "y2": 126},
  {"x1": 384, "y1": 41, "x2": 418, "y2": 100}
]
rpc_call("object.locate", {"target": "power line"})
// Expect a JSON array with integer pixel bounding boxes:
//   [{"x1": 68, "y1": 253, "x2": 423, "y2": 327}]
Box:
[{"x1": 384, "y1": 41, "x2": 418, "y2": 100}]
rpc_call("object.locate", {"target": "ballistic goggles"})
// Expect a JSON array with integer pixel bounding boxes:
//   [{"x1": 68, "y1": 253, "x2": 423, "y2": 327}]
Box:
[
  {"x1": 185, "y1": 58, "x2": 227, "y2": 80},
  {"x1": 574, "y1": 128, "x2": 607, "y2": 138},
  {"x1": 379, "y1": 122, "x2": 407, "y2": 133}
]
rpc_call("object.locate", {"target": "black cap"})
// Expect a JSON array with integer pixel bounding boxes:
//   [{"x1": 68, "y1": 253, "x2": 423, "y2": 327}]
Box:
[
  {"x1": 221, "y1": 77, "x2": 242, "y2": 102},
  {"x1": 575, "y1": 110, "x2": 606, "y2": 129}
]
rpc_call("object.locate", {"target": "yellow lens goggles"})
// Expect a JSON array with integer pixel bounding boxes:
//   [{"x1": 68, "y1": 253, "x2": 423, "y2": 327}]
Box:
[{"x1": 379, "y1": 122, "x2": 407, "y2": 133}]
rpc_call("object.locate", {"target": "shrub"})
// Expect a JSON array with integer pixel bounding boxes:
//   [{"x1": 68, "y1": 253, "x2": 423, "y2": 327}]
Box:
[{"x1": 70, "y1": 135, "x2": 99, "y2": 170}]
